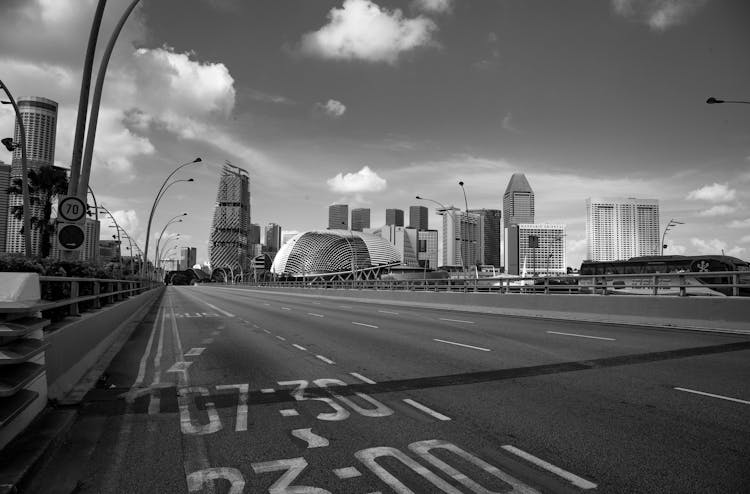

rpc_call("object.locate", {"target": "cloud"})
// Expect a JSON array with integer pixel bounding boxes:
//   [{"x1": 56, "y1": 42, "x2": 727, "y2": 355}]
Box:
[
  {"x1": 246, "y1": 88, "x2": 293, "y2": 105},
  {"x1": 411, "y1": 0, "x2": 453, "y2": 14},
  {"x1": 741, "y1": 235, "x2": 750, "y2": 244},
  {"x1": 611, "y1": 0, "x2": 709, "y2": 31},
  {"x1": 299, "y1": 0, "x2": 438, "y2": 64},
  {"x1": 315, "y1": 99, "x2": 347, "y2": 118},
  {"x1": 698, "y1": 204, "x2": 737, "y2": 217},
  {"x1": 686, "y1": 182, "x2": 736, "y2": 202},
  {"x1": 664, "y1": 244, "x2": 687, "y2": 255},
  {"x1": 501, "y1": 112, "x2": 519, "y2": 133},
  {"x1": 327, "y1": 166, "x2": 387, "y2": 193},
  {"x1": 728, "y1": 218, "x2": 750, "y2": 229},
  {"x1": 690, "y1": 237, "x2": 745, "y2": 257}
]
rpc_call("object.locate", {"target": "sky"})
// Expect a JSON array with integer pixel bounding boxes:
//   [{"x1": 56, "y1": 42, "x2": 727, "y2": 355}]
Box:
[{"x1": 1, "y1": 0, "x2": 749, "y2": 267}]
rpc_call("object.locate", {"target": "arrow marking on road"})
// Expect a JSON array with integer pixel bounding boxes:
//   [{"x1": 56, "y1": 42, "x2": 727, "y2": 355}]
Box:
[{"x1": 291, "y1": 428, "x2": 329, "y2": 448}]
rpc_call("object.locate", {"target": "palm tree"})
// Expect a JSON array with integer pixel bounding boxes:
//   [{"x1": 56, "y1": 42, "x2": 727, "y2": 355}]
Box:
[{"x1": 8, "y1": 165, "x2": 69, "y2": 258}]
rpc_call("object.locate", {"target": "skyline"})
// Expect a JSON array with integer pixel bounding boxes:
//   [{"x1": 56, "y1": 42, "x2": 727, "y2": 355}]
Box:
[{"x1": 1, "y1": 0, "x2": 749, "y2": 267}]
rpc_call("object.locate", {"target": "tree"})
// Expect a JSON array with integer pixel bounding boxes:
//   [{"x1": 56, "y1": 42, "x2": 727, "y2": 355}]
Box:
[{"x1": 8, "y1": 165, "x2": 70, "y2": 258}]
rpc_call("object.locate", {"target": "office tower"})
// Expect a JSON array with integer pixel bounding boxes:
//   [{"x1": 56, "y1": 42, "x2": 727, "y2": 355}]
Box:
[
  {"x1": 469, "y1": 209, "x2": 502, "y2": 267},
  {"x1": 265, "y1": 223, "x2": 282, "y2": 252},
  {"x1": 249, "y1": 223, "x2": 261, "y2": 245},
  {"x1": 503, "y1": 173, "x2": 534, "y2": 228},
  {"x1": 505, "y1": 223, "x2": 566, "y2": 276},
  {"x1": 351, "y1": 208, "x2": 371, "y2": 231},
  {"x1": 179, "y1": 246, "x2": 197, "y2": 270},
  {"x1": 409, "y1": 205, "x2": 428, "y2": 231},
  {"x1": 385, "y1": 208, "x2": 404, "y2": 227},
  {"x1": 586, "y1": 198, "x2": 660, "y2": 261},
  {"x1": 0, "y1": 161, "x2": 10, "y2": 253},
  {"x1": 437, "y1": 207, "x2": 481, "y2": 267},
  {"x1": 328, "y1": 204, "x2": 348, "y2": 230},
  {"x1": 5, "y1": 96, "x2": 58, "y2": 255},
  {"x1": 417, "y1": 229, "x2": 439, "y2": 269},
  {"x1": 378, "y1": 225, "x2": 419, "y2": 266},
  {"x1": 209, "y1": 164, "x2": 251, "y2": 270}
]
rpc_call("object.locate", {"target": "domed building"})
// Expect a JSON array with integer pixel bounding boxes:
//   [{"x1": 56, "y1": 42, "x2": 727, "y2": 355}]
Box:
[{"x1": 271, "y1": 230, "x2": 401, "y2": 280}]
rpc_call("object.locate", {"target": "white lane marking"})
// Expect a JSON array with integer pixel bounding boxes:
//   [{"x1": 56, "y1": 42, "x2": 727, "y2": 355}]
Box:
[
  {"x1": 211, "y1": 331, "x2": 221, "y2": 336},
  {"x1": 350, "y1": 372, "x2": 377, "y2": 384},
  {"x1": 276, "y1": 335, "x2": 287, "y2": 341},
  {"x1": 378, "y1": 310, "x2": 399, "y2": 315},
  {"x1": 263, "y1": 303, "x2": 270, "y2": 306},
  {"x1": 201, "y1": 338, "x2": 213, "y2": 344},
  {"x1": 186, "y1": 468, "x2": 245, "y2": 493},
  {"x1": 433, "y1": 338, "x2": 491, "y2": 352},
  {"x1": 148, "y1": 310, "x2": 167, "y2": 414},
  {"x1": 184, "y1": 347, "x2": 205, "y2": 357},
  {"x1": 402, "y1": 399, "x2": 451, "y2": 421},
  {"x1": 438, "y1": 317, "x2": 475, "y2": 324},
  {"x1": 279, "y1": 409, "x2": 299, "y2": 417},
  {"x1": 340, "y1": 305, "x2": 352, "y2": 308},
  {"x1": 316, "y1": 355, "x2": 335, "y2": 365},
  {"x1": 292, "y1": 344, "x2": 308, "y2": 351},
  {"x1": 201, "y1": 301, "x2": 235, "y2": 318},
  {"x1": 308, "y1": 312, "x2": 324, "y2": 317},
  {"x1": 260, "y1": 388, "x2": 275, "y2": 394},
  {"x1": 263, "y1": 329, "x2": 271, "y2": 334},
  {"x1": 352, "y1": 322, "x2": 378, "y2": 328},
  {"x1": 312, "y1": 302, "x2": 321, "y2": 305},
  {"x1": 547, "y1": 331, "x2": 615, "y2": 341},
  {"x1": 501, "y1": 445, "x2": 597, "y2": 490},
  {"x1": 216, "y1": 384, "x2": 249, "y2": 432},
  {"x1": 167, "y1": 361, "x2": 193, "y2": 373},
  {"x1": 133, "y1": 306, "x2": 162, "y2": 387},
  {"x1": 333, "y1": 467, "x2": 362, "y2": 479},
  {"x1": 291, "y1": 428, "x2": 329, "y2": 448},
  {"x1": 253, "y1": 324, "x2": 259, "y2": 328},
  {"x1": 281, "y1": 307, "x2": 291, "y2": 311},
  {"x1": 674, "y1": 387, "x2": 750, "y2": 405}
]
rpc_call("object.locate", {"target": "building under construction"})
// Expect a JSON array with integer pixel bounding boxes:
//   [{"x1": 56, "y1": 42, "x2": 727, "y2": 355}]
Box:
[{"x1": 208, "y1": 163, "x2": 251, "y2": 275}]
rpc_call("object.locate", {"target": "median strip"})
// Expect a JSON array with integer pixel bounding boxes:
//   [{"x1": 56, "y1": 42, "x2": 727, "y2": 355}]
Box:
[{"x1": 433, "y1": 338, "x2": 491, "y2": 352}]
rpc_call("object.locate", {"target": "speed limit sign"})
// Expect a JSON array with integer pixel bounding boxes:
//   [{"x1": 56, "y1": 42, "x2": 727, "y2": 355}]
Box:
[{"x1": 58, "y1": 196, "x2": 86, "y2": 222}]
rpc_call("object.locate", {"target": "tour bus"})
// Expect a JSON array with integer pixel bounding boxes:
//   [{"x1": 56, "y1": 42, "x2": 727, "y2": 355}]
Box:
[{"x1": 578, "y1": 255, "x2": 750, "y2": 296}]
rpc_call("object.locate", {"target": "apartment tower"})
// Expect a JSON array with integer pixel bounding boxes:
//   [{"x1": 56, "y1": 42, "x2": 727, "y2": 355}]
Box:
[{"x1": 586, "y1": 197, "x2": 660, "y2": 261}]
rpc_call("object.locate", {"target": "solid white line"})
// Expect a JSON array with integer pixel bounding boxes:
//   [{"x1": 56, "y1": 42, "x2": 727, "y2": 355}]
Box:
[
  {"x1": 279, "y1": 409, "x2": 299, "y2": 417},
  {"x1": 674, "y1": 387, "x2": 750, "y2": 405},
  {"x1": 292, "y1": 344, "x2": 307, "y2": 351},
  {"x1": 260, "y1": 388, "x2": 275, "y2": 394},
  {"x1": 433, "y1": 338, "x2": 491, "y2": 352},
  {"x1": 350, "y1": 372, "x2": 377, "y2": 384},
  {"x1": 201, "y1": 301, "x2": 235, "y2": 318},
  {"x1": 276, "y1": 335, "x2": 286, "y2": 341},
  {"x1": 281, "y1": 307, "x2": 291, "y2": 311},
  {"x1": 352, "y1": 322, "x2": 378, "y2": 328},
  {"x1": 316, "y1": 355, "x2": 335, "y2": 365},
  {"x1": 133, "y1": 306, "x2": 162, "y2": 387},
  {"x1": 439, "y1": 317, "x2": 475, "y2": 324},
  {"x1": 378, "y1": 310, "x2": 399, "y2": 315},
  {"x1": 547, "y1": 331, "x2": 615, "y2": 341},
  {"x1": 501, "y1": 445, "x2": 597, "y2": 490},
  {"x1": 263, "y1": 329, "x2": 271, "y2": 334},
  {"x1": 402, "y1": 399, "x2": 451, "y2": 421},
  {"x1": 308, "y1": 313, "x2": 324, "y2": 317}
]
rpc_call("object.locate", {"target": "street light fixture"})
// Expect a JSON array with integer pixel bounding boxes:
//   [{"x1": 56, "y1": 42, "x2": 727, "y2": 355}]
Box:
[
  {"x1": 661, "y1": 219, "x2": 684, "y2": 255},
  {"x1": 458, "y1": 181, "x2": 471, "y2": 276},
  {"x1": 416, "y1": 195, "x2": 465, "y2": 274},
  {"x1": 154, "y1": 213, "x2": 187, "y2": 271},
  {"x1": 706, "y1": 97, "x2": 750, "y2": 105}
]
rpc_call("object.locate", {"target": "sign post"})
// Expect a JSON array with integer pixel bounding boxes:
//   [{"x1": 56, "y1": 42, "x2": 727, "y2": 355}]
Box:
[{"x1": 57, "y1": 195, "x2": 86, "y2": 253}]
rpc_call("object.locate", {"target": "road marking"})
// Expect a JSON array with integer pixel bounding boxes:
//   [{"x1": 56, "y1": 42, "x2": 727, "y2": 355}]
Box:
[
  {"x1": 312, "y1": 302, "x2": 321, "y2": 305},
  {"x1": 216, "y1": 384, "x2": 249, "y2": 432},
  {"x1": 292, "y1": 344, "x2": 307, "y2": 351},
  {"x1": 378, "y1": 310, "x2": 399, "y2": 315},
  {"x1": 133, "y1": 306, "x2": 162, "y2": 387},
  {"x1": 281, "y1": 307, "x2": 291, "y2": 311},
  {"x1": 260, "y1": 388, "x2": 275, "y2": 394},
  {"x1": 148, "y1": 310, "x2": 167, "y2": 414},
  {"x1": 253, "y1": 324, "x2": 259, "y2": 328},
  {"x1": 433, "y1": 338, "x2": 491, "y2": 352},
  {"x1": 279, "y1": 409, "x2": 299, "y2": 417},
  {"x1": 263, "y1": 303, "x2": 270, "y2": 306},
  {"x1": 547, "y1": 331, "x2": 615, "y2": 341},
  {"x1": 184, "y1": 347, "x2": 205, "y2": 357},
  {"x1": 439, "y1": 317, "x2": 475, "y2": 324},
  {"x1": 501, "y1": 445, "x2": 597, "y2": 490},
  {"x1": 201, "y1": 301, "x2": 235, "y2": 318},
  {"x1": 167, "y1": 361, "x2": 193, "y2": 373},
  {"x1": 350, "y1": 372, "x2": 377, "y2": 384},
  {"x1": 276, "y1": 335, "x2": 287, "y2": 341},
  {"x1": 263, "y1": 329, "x2": 271, "y2": 334},
  {"x1": 291, "y1": 428, "x2": 329, "y2": 448},
  {"x1": 201, "y1": 338, "x2": 213, "y2": 344},
  {"x1": 316, "y1": 355, "x2": 335, "y2": 365},
  {"x1": 402, "y1": 399, "x2": 451, "y2": 421},
  {"x1": 211, "y1": 331, "x2": 221, "y2": 336},
  {"x1": 333, "y1": 467, "x2": 362, "y2": 479},
  {"x1": 352, "y1": 322, "x2": 378, "y2": 328},
  {"x1": 340, "y1": 305, "x2": 352, "y2": 309},
  {"x1": 308, "y1": 312, "x2": 324, "y2": 317},
  {"x1": 674, "y1": 387, "x2": 750, "y2": 405}
]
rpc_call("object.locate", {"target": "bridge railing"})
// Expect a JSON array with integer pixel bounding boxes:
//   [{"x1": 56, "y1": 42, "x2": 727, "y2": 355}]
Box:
[{"x1": 234, "y1": 270, "x2": 749, "y2": 297}]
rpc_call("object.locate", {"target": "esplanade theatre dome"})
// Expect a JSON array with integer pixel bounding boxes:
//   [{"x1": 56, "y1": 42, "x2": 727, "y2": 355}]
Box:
[{"x1": 271, "y1": 230, "x2": 401, "y2": 277}]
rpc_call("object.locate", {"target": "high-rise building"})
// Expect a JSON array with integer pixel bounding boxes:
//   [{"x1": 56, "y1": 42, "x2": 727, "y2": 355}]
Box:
[
  {"x1": 351, "y1": 208, "x2": 370, "y2": 231},
  {"x1": 249, "y1": 223, "x2": 261, "y2": 245},
  {"x1": 0, "y1": 161, "x2": 10, "y2": 253},
  {"x1": 503, "y1": 173, "x2": 534, "y2": 228},
  {"x1": 208, "y1": 164, "x2": 251, "y2": 271},
  {"x1": 5, "y1": 96, "x2": 58, "y2": 255},
  {"x1": 417, "y1": 229, "x2": 439, "y2": 269},
  {"x1": 385, "y1": 208, "x2": 404, "y2": 227},
  {"x1": 469, "y1": 209, "x2": 502, "y2": 267},
  {"x1": 409, "y1": 205, "x2": 428, "y2": 231},
  {"x1": 328, "y1": 204, "x2": 348, "y2": 230},
  {"x1": 586, "y1": 198, "x2": 660, "y2": 261},
  {"x1": 437, "y1": 207, "x2": 481, "y2": 267},
  {"x1": 377, "y1": 225, "x2": 419, "y2": 266},
  {"x1": 265, "y1": 223, "x2": 282, "y2": 252},
  {"x1": 505, "y1": 223, "x2": 566, "y2": 276},
  {"x1": 179, "y1": 246, "x2": 197, "y2": 270}
]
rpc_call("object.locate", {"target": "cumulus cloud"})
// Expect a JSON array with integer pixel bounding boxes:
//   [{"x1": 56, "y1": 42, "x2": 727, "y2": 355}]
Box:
[
  {"x1": 728, "y1": 218, "x2": 750, "y2": 229},
  {"x1": 299, "y1": 0, "x2": 438, "y2": 64},
  {"x1": 327, "y1": 166, "x2": 387, "y2": 193},
  {"x1": 686, "y1": 182, "x2": 736, "y2": 202},
  {"x1": 690, "y1": 237, "x2": 745, "y2": 257},
  {"x1": 741, "y1": 235, "x2": 750, "y2": 244},
  {"x1": 698, "y1": 204, "x2": 737, "y2": 217},
  {"x1": 611, "y1": 0, "x2": 709, "y2": 31},
  {"x1": 411, "y1": 0, "x2": 454, "y2": 14},
  {"x1": 315, "y1": 99, "x2": 347, "y2": 118}
]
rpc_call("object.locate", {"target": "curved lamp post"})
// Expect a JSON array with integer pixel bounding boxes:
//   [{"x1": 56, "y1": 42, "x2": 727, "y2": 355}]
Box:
[
  {"x1": 154, "y1": 213, "x2": 186, "y2": 270},
  {"x1": 416, "y1": 195, "x2": 465, "y2": 273},
  {"x1": 458, "y1": 180, "x2": 472, "y2": 275},
  {"x1": 661, "y1": 219, "x2": 684, "y2": 255},
  {"x1": 706, "y1": 97, "x2": 750, "y2": 105}
]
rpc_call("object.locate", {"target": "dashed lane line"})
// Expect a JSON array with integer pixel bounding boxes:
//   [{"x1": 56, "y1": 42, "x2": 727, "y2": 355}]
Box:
[
  {"x1": 350, "y1": 372, "x2": 377, "y2": 384},
  {"x1": 262, "y1": 329, "x2": 271, "y2": 334},
  {"x1": 547, "y1": 331, "x2": 615, "y2": 341},
  {"x1": 674, "y1": 387, "x2": 750, "y2": 405},
  {"x1": 377, "y1": 310, "x2": 399, "y2": 315},
  {"x1": 339, "y1": 305, "x2": 352, "y2": 309},
  {"x1": 184, "y1": 347, "x2": 205, "y2": 357},
  {"x1": 260, "y1": 388, "x2": 275, "y2": 394},
  {"x1": 352, "y1": 322, "x2": 378, "y2": 329},
  {"x1": 316, "y1": 355, "x2": 336, "y2": 365},
  {"x1": 433, "y1": 338, "x2": 491, "y2": 352},
  {"x1": 279, "y1": 409, "x2": 299, "y2": 417},
  {"x1": 402, "y1": 399, "x2": 451, "y2": 421},
  {"x1": 308, "y1": 313, "x2": 325, "y2": 318},
  {"x1": 276, "y1": 336, "x2": 287, "y2": 341},
  {"x1": 281, "y1": 307, "x2": 291, "y2": 311},
  {"x1": 438, "y1": 317, "x2": 475, "y2": 324},
  {"x1": 292, "y1": 344, "x2": 308, "y2": 351},
  {"x1": 501, "y1": 445, "x2": 597, "y2": 490},
  {"x1": 201, "y1": 301, "x2": 235, "y2": 318}
]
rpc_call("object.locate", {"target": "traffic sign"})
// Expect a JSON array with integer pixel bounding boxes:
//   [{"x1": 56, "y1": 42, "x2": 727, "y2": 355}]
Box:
[
  {"x1": 57, "y1": 223, "x2": 85, "y2": 250},
  {"x1": 59, "y1": 196, "x2": 86, "y2": 222}
]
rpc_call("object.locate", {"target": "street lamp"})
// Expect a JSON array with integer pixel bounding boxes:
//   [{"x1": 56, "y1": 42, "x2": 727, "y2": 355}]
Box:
[
  {"x1": 661, "y1": 219, "x2": 684, "y2": 255},
  {"x1": 154, "y1": 213, "x2": 187, "y2": 270},
  {"x1": 458, "y1": 181, "x2": 472, "y2": 276},
  {"x1": 416, "y1": 195, "x2": 465, "y2": 273},
  {"x1": 706, "y1": 97, "x2": 750, "y2": 105}
]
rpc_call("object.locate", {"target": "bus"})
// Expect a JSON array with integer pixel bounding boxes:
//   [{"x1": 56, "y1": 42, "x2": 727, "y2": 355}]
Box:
[{"x1": 578, "y1": 255, "x2": 750, "y2": 296}]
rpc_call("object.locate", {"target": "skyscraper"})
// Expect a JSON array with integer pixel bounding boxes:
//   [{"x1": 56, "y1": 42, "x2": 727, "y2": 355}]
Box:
[
  {"x1": 503, "y1": 173, "x2": 534, "y2": 228},
  {"x1": 351, "y1": 208, "x2": 370, "y2": 231},
  {"x1": 179, "y1": 246, "x2": 197, "y2": 270},
  {"x1": 417, "y1": 229, "x2": 439, "y2": 269},
  {"x1": 0, "y1": 161, "x2": 10, "y2": 253},
  {"x1": 506, "y1": 223, "x2": 567, "y2": 276},
  {"x1": 409, "y1": 205, "x2": 428, "y2": 231},
  {"x1": 469, "y1": 209, "x2": 502, "y2": 267},
  {"x1": 328, "y1": 204, "x2": 348, "y2": 230},
  {"x1": 208, "y1": 164, "x2": 251, "y2": 271},
  {"x1": 385, "y1": 208, "x2": 404, "y2": 227},
  {"x1": 265, "y1": 223, "x2": 282, "y2": 252},
  {"x1": 5, "y1": 96, "x2": 58, "y2": 255},
  {"x1": 586, "y1": 198, "x2": 660, "y2": 261},
  {"x1": 438, "y1": 208, "x2": 481, "y2": 267}
]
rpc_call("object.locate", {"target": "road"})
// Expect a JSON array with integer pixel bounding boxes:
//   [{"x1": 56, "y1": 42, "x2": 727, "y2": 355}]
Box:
[{"x1": 26, "y1": 286, "x2": 750, "y2": 493}]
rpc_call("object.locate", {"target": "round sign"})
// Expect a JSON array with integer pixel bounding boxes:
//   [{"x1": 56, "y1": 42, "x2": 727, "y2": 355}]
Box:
[
  {"x1": 58, "y1": 224, "x2": 85, "y2": 250},
  {"x1": 59, "y1": 196, "x2": 86, "y2": 222}
]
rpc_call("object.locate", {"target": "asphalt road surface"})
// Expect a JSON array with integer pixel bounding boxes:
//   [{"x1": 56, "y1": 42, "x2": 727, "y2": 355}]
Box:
[{"x1": 26, "y1": 286, "x2": 750, "y2": 493}]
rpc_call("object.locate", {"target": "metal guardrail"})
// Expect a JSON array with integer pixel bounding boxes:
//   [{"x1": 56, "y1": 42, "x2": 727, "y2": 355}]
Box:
[{"x1": 226, "y1": 271, "x2": 750, "y2": 297}]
